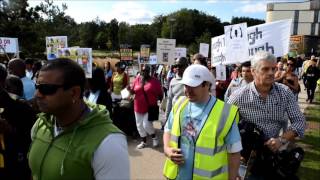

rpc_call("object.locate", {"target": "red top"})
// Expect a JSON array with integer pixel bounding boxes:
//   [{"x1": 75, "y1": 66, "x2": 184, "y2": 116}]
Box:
[{"x1": 131, "y1": 75, "x2": 163, "y2": 113}]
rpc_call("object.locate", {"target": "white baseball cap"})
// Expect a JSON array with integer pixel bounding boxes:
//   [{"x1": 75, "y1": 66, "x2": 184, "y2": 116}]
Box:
[{"x1": 180, "y1": 64, "x2": 215, "y2": 87}]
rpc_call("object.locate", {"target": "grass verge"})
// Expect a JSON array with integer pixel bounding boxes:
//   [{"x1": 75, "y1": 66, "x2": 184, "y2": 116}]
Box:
[{"x1": 298, "y1": 91, "x2": 320, "y2": 180}]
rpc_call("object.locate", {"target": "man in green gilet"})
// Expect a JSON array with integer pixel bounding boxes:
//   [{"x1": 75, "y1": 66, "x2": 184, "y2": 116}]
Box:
[
  {"x1": 28, "y1": 58, "x2": 130, "y2": 180},
  {"x1": 163, "y1": 64, "x2": 242, "y2": 180}
]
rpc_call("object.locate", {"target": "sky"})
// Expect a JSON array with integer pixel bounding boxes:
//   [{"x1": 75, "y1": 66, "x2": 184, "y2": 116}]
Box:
[{"x1": 28, "y1": 0, "x2": 305, "y2": 24}]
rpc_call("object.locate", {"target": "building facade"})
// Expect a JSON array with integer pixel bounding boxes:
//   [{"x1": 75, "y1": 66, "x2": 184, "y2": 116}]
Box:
[{"x1": 266, "y1": 0, "x2": 320, "y2": 56}]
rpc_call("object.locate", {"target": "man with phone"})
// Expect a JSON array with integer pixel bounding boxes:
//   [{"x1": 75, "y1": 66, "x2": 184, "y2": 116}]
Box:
[{"x1": 163, "y1": 64, "x2": 242, "y2": 180}]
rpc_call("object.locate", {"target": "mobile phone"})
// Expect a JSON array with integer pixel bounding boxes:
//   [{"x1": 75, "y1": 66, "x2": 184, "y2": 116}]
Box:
[{"x1": 239, "y1": 164, "x2": 247, "y2": 179}]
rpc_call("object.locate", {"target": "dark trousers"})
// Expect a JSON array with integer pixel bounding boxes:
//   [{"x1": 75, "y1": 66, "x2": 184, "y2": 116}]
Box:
[{"x1": 306, "y1": 85, "x2": 316, "y2": 101}]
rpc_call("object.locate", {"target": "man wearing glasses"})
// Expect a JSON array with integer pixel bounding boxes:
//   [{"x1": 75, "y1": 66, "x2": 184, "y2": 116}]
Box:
[{"x1": 28, "y1": 58, "x2": 130, "y2": 180}]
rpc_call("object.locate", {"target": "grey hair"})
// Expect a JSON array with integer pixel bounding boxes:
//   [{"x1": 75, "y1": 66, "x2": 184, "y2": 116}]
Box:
[{"x1": 251, "y1": 51, "x2": 276, "y2": 69}]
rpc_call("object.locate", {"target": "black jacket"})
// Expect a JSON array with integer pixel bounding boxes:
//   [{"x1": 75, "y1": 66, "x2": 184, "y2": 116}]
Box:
[{"x1": 0, "y1": 88, "x2": 37, "y2": 180}]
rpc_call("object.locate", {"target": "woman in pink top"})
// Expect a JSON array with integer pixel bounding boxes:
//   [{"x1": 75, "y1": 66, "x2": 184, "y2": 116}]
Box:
[{"x1": 129, "y1": 66, "x2": 163, "y2": 149}]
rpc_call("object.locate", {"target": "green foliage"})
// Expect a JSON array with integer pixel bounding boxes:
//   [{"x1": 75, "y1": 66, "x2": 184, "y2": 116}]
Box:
[{"x1": 231, "y1": 16, "x2": 265, "y2": 27}]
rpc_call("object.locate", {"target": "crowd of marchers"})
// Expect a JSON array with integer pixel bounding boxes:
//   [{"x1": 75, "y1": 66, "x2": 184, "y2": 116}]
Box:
[{"x1": 0, "y1": 51, "x2": 319, "y2": 180}]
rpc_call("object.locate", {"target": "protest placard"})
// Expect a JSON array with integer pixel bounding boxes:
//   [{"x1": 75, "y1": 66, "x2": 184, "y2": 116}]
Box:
[
  {"x1": 57, "y1": 47, "x2": 92, "y2": 78},
  {"x1": 216, "y1": 64, "x2": 226, "y2": 81},
  {"x1": 46, "y1": 36, "x2": 68, "y2": 60},
  {"x1": 175, "y1": 47, "x2": 187, "y2": 59},
  {"x1": 140, "y1": 44, "x2": 150, "y2": 63},
  {"x1": 156, "y1": 38, "x2": 176, "y2": 65},
  {"x1": 199, "y1": 43, "x2": 209, "y2": 57},
  {"x1": 211, "y1": 35, "x2": 226, "y2": 66},
  {"x1": 149, "y1": 55, "x2": 158, "y2": 65},
  {"x1": 157, "y1": 65, "x2": 164, "y2": 75},
  {"x1": 120, "y1": 44, "x2": 133, "y2": 61},
  {"x1": 211, "y1": 19, "x2": 292, "y2": 66},
  {"x1": 224, "y1": 23, "x2": 249, "y2": 64},
  {"x1": 0, "y1": 37, "x2": 19, "y2": 54}
]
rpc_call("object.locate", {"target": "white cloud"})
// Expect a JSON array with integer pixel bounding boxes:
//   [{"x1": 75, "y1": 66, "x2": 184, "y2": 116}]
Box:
[
  {"x1": 29, "y1": 1, "x2": 155, "y2": 24},
  {"x1": 168, "y1": 0, "x2": 177, "y2": 3},
  {"x1": 240, "y1": 0, "x2": 251, "y2": 4},
  {"x1": 101, "y1": 2, "x2": 156, "y2": 24},
  {"x1": 206, "y1": 0, "x2": 218, "y2": 3},
  {"x1": 235, "y1": 2, "x2": 266, "y2": 13}
]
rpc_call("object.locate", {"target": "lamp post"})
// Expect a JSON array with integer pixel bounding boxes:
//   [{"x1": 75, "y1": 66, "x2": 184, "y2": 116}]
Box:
[{"x1": 169, "y1": 18, "x2": 176, "y2": 39}]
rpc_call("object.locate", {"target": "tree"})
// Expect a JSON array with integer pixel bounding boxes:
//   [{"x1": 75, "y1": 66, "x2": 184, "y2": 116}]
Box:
[
  {"x1": 79, "y1": 21, "x2": 99, "y2": 48},
  {"x1": 109, "y1": 18, "x2": 119, "y2": 50},
  {"x1": 118, "y1": 22, "x2": 131, "y2": 45},
  {"x1": 231, "y1": 16, "x2": 265, "y2": 27},
  {"x1": 160, "y1": 9, "x2": 223, "y2": 47}
]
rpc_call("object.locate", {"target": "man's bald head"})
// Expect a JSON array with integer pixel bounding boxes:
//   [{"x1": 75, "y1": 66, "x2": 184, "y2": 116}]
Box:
[{"x1": 8, "y1": 58, "x2": 26, "y2": 78}]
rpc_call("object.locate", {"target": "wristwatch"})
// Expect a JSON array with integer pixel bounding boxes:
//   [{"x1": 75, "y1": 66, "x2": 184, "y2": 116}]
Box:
[{"x1": 278, "y1": 137, "x2": 289, "y2": 145}]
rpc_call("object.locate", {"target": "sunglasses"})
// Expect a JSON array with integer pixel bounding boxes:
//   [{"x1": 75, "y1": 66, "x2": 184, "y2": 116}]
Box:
[
  {"x1": 35, "y1": 84, "x2": 66, "y2": 95},
  {"x1": 287, "y1": 63, "x2": 294, "y2": 66}
]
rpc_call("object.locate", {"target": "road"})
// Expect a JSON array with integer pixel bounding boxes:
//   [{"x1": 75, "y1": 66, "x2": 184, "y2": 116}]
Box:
[
  {"x1": 128, "y1": 118, "x2": 165, "y2": 179},
  {"x1": 127, "y1": 81, "x2": 318, "y2": 180}
]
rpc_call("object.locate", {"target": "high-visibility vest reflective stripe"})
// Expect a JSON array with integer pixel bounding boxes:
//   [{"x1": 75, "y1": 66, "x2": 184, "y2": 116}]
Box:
[{"x1": 163, "y1": 97, "x2": 238, "y2": 180}]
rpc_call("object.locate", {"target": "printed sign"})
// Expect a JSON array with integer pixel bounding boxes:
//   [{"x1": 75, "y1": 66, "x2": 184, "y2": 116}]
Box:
[
  {"x1": 289, "y1": 35, "x2": 303, "y2": 53},
  {"x1": 175, "y1": 47, "x2": 187, "y2": 59},
  {"x1": 139, "y1": 44, "x2": 151, "y2": 64},
  {"x1": 120, "y1": 48, "x2": 133, "y2": 61},
  {"x1": 0, "y1": 37, "x2": 19, "y2": 54},
  {"x1": 156, "y1": 38, "x2": 176, "y2": 65},
  {"x1": 57, "y1": 48, "x2": 92, "y2": 78},
  {"x1": 46, "y1": 36, "x2": 68, "y2": 60},
  {"x1": 149, "y1": 55, "x2": 158, "y2": 65},
  {"x1": 216, "y1": 64, "x2": 226, "y2": 81},
  {"x1": 157, "y1": 65, "x2": 164, "y2": 75},
  {"x1": 211, "y1": 35, "x2": 226, "y2": 66},
  {"x1": 199, "y1": 43, "x2": 209, "y2": 57},
  {"x1": 211, "y1": 19, "x2": 292, "y2": 66},
  {"x1": 224, "y1": 23, "x2": 249, "y2": 64}
]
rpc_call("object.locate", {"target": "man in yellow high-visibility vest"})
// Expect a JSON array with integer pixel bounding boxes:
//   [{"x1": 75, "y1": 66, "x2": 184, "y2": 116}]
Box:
[{"x1": 163, "y1": 64, "x2": 242, "y2": 180}]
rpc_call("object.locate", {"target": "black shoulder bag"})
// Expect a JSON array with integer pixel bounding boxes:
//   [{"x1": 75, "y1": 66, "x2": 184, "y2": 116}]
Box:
[{"x1": 142, "y1": 80, "x2": 159, "y2": 122}]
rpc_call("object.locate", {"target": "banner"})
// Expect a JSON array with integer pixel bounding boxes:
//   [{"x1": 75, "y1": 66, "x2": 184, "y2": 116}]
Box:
[
  {"x1": 57, "y1": 48, "x2": 92, "y2": 78},
  {"x1": 199, "y1": 43, "x2": 209, "y2": 57},
  {"x1": 0, "y1": 37, "x2": 19, "y2": 54},
  {"x1": 175, "y1": 47, "x2": 187, "y2": 59},
  {"x1": 224, "y1": 23, "x2": 249, "y2": 64},
  {"x1": 156, "y1": 38, "x2": 176, "y2": 65},
  {"x1": 139, "y1": 44, "x2": 150, "y2": 64},
  {"x1": 46, "y1": 36, "x2": 68, "y2": 60},
  {"x1": 211, "y1": 19, "x2": 292, "y2": 66}
]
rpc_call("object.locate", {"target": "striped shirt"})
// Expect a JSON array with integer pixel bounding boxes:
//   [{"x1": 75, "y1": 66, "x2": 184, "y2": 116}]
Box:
[{"x1": 227, "y1": 82, "x2": 305, "y2": 139}]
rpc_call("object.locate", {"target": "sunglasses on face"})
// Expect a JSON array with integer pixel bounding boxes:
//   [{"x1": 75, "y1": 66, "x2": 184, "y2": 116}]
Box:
[
  {"x1": 35, "y1": 83, "x2": 66, "y2": 95},
  {"x1": 287, "y1": 63, "x2": 294, "y2": 66}
]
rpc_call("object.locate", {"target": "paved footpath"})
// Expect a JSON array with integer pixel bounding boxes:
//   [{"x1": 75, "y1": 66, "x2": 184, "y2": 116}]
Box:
[{"x1": 128, "y1": 81, "x2": 319, "y2": 180}]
